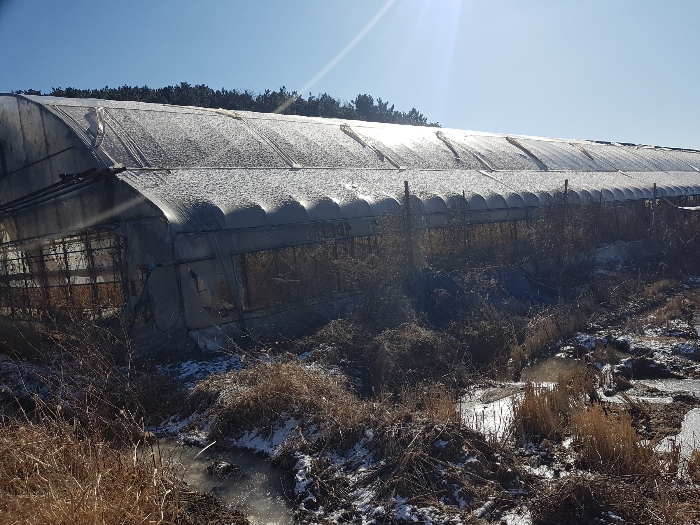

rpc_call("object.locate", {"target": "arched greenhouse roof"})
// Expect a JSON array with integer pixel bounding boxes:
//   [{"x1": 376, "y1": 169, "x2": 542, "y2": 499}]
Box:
[{"x1": 22, "y1": 95, "x2": 700, "y2": 233}]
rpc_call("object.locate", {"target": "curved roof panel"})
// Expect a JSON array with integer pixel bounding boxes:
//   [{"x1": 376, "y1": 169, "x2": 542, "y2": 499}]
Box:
[
  {"x1": 13, "y1": 94, "x2": 700, "y2": 231},
  {"x1": 516, "y1": 139, "x2": 612, "y2": 171}
]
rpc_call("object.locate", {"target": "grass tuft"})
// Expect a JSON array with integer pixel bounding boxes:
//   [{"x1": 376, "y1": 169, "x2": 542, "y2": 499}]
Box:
[
  {"x1": 570, "y1": 403, "x2": 657, "y2": 475},
  {"x1": 0, "y1": 416, "x2": 244, "y2": 525}
]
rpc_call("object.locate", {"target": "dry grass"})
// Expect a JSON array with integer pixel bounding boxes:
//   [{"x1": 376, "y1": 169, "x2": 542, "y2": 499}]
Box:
[
  {"x1": 648, "y1": 295, "x2": 686, "y2": 325},
  {"x1": 31, "y1": 320, "x2": 188, "y2": 443},
  {"x1": 688, "y1": 450, "x2": 700, "y2": 483},
  {"x1": 643, "y1": 279, "x2": 673, "y2": 297},
  {"x1": 514, "y1": 382, "x2": 569, "y2": 440},
  {"x1": 0, "y1": 319, "x2": 242, "y2": 525},
  {"x1": 187, "y1": 360, "x2": 517, "y2": 519},
  {"x1": 570, "y1": 403, "x2": 658, "y2": 475},
  {"x1": 530, "y1": 474, "x2": 700, "y2": 525},
  {"x1": 191, "y1": 361, "x2": 365, "y2": 441},
  {"x1": 589, "y1": 343, "x2": 621, "y2": 367},
  {"x1": 521, "y1": 307, "x2": 588, "y2": 360},
  {"x1": 513, "y1": 367, "x2": 597, "y2": 441},
  {"x1": 448, "y1": 304, "x2": 518, "y2": 373},
  {"x1": 190, "y1": 360, "x2": 464, "y2": 446},
  {"x1": 399, "y1": 383, "x2": 459, "y2": 424},
  {"x1": 0, "y1": 416, "x2": 244, "y2": 525}
]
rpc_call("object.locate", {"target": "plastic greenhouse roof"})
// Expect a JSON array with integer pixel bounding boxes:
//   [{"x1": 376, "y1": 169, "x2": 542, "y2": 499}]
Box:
[{"x1": 22, "y1": 95, "x2": 700, "y2": 233}]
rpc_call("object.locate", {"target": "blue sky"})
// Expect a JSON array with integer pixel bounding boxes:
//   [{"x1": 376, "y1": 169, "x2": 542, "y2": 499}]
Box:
[{"x1": 1, "y1": 0, "x2": 699, "y2": 148}]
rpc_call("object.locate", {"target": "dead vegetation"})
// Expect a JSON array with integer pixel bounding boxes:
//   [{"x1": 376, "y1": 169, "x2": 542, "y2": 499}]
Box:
[
  {"x1": 570, "y1": 404, "x2": 658, "y2": 475},
  {"x1": 0, "y1": 320, "x2": 234, "y2": 525},
  {"x1": 513, "y1": 367, "x2": 598, "y2": 441},
  {"x1": 186, "y1": 360, "x2": 521, "y2": 523},
  {"x1": 0, "y1": 414, "x2": 246, "y2": 525},
  {"x1": 190, "y1": 360, "x2": 363, "y2": 439},
  {"x1": 530, "y1": 475, "x2": 700, "y2": 525}
]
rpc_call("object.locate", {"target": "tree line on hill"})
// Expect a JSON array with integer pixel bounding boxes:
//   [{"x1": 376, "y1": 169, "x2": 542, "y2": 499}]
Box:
[{"x1": 14, "y1": 83, "x2": 439, "y2": 127}]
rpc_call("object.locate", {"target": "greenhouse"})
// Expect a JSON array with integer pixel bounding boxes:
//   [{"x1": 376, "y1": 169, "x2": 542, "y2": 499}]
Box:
[{"x1": 0, "y1": 94, "x2": 699, "y2": 349}]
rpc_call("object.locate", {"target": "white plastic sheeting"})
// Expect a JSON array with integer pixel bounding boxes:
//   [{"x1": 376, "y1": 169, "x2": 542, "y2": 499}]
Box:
[{"x1": 26, "y1": 95, "x2": 700, "y2": 233}]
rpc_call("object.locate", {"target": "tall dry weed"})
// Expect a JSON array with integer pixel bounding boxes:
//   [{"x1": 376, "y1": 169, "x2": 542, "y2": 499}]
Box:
[
  {"x1": 38, "y1": 320, "x2": 186, "y2": 442},
  {"x1": 687, "y1": 450, "x2": 700, "y2": 483},
  {"x1": 570, "y1": 403, "x2": 658, "y2": 475},
  {"x1": 521, "y1": 306, "x2": 587, "y2": 360},
  {"x1": 513, "y1": 367, "x2": 597, "y2": 441},
  {"x1": 644, "y1": 279, "x2": 673, "y2": 297},
  {"x1": 513, "y1": 382, "x2": 569, "y2": 440},
  {"x1": 448, "y1": 303, "x2": 517, "y2": 372},
  {"x1": 529, "y1": 475, "x2": 700, "y2": 525},
  {"x1": 0, "y1": 417, "x2": 214, "y2": 525},
  {"x1": 399, "y1": 383, "x2": 459, "y2": 424}
]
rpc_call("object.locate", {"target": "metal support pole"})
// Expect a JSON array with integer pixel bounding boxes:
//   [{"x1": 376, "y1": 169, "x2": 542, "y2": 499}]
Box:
[
  {"x1": 404, "y1": 180, "x2": 414, "y2": 268},
  {"x1": 652, "y1": 182, "x2": 657, "y2": 246},
  {"x1": 652, "y1": 183, "x2": 657, "y2": 226}
]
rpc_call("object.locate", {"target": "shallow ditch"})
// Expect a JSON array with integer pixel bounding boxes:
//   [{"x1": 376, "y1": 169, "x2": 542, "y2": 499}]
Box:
[{"x1": 158, "y1": 439, "x2": 295, "y2": 525}]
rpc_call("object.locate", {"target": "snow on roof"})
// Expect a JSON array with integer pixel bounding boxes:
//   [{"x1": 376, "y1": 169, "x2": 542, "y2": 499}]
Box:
[{"x1": 24, "y1": 95, "x2": 700, "y2": 232}]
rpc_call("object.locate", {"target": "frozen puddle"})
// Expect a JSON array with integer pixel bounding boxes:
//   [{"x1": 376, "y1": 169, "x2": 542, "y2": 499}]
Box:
[
  {"x1": 632, "y1": 378, "x2": 700, "y2": 394},
  {"x1": 658, "y1": 408, "x2": 700, "y2": 457},
  {"x1": 159, "y1": 440, "x2": 294, "y2": 525},
  {"x1": 460, "y1": 387, "x2": 518, "y2": 440}
]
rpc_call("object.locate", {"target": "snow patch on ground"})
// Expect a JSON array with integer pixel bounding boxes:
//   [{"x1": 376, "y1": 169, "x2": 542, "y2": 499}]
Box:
[
  {"x1": 234, "y1": 417, "x2": 300, "y2": 456},
  {"x1": 157, "y1": 354, "x2": 243, "y2": 387},
  {"x1": 501, "y1": 507, "x2": 533, "y2": 525}
]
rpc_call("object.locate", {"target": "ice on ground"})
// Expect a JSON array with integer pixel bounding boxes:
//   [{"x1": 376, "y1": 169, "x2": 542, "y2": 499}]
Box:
[
  {"x1": 393, "y1": 500, "x2": 446, "y2": 524},
  {"x1": 657, "y1": 408, "x2": 700, "y2": 457},
  {"x1": 472, "y1": 498, "x2": 495, "y2": 518},
  {"x1": 294, "y1": 453, "x2": 315, "y2": 497},
  {"x1": 460, "y1": 389, "x2": 517, "y2": 441},
  {"x1": 158, "y1": 354, "x2": 243, "y2": 387}
]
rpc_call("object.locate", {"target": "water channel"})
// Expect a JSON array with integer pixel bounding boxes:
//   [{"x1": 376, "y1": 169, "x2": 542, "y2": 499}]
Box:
[{"x1": 158, "y1": 439, "x2": 295, "y2": 525}]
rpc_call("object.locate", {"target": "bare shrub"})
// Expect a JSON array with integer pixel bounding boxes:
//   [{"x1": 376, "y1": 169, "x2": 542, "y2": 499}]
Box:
[
  {"x1": 530, "y1": 192, "x2": 608, "y2": 288},
  {"x1": 591, "y1": 274, "x2": 650, "y2": 307},
  {"x1": 367, "y1": 321, "x2": 468, "y2": 393},
  {"x1": 589, "y1": 343, "x2": 621, "y2": 367},
  {"x1": 448, "y1": 303, "x2": 517, "y2": 372},
  {"x1": 570, "y1": 403, "x2": 658, "y2": 475},
  {"x1": 293, "y1": 318, "x2": 362, "y2": 365},
  {"x1": 533, "y1": 474, "x2": 700, "y2": 524},
  {"x1": 36, "y1": 320, "x2": 186, "y2": 442},
  {"x1": 398, "y1": 383, "x2": 459, "y2": 424},
  {"x1": 521, "y1": 306, "x2": 587, "y2": 360}
]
